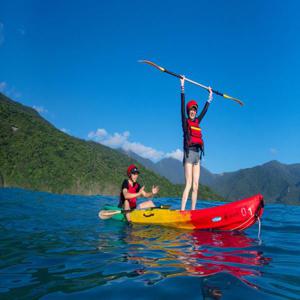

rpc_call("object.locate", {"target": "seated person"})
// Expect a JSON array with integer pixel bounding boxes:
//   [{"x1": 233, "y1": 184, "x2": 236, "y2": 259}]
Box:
[{"x1": 118, "y1": 164, "x2": 159, "y2": 222}]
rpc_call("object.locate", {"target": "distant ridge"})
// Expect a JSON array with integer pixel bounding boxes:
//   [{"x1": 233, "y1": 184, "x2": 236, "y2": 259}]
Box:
[{"x1": 207, "y1": 160, "x2": 300, "y2": 204}]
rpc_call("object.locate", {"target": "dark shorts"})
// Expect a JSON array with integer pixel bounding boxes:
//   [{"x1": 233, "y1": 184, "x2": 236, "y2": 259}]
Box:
[{"x1": 183, "y1": 149, "x2": 200, "y2": 165}]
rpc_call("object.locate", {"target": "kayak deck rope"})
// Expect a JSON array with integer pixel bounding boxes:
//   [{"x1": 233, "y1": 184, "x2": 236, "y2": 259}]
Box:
[{"x1": 231, "y1": 214, "x2": 255, "y2": 231}]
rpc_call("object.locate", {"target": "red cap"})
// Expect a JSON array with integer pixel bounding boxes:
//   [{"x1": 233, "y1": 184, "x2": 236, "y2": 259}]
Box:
[
  {"x1": 186, "y1": 100, "x2": 198, "y2": 114},
  {"x1": 127, "y1": 164, "x2": 140, "y2": 177}
]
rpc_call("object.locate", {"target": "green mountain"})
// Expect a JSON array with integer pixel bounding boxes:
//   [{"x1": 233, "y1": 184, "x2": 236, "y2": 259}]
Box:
[{"x1": 0, "y1": 92, "x2": 221, "y2": 200}]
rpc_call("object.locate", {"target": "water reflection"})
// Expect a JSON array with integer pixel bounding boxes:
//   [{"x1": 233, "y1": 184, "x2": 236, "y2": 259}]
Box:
[{"x1": 119, "y1": 226, "x2": 270, "y2": 289}]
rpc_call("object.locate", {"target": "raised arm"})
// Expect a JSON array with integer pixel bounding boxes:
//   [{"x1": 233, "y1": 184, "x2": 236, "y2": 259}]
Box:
[
  {"x1": 181, "y1": 77, "x2": 187, "y2": 131},
  {"x1": 197, "y1": 87, "x2": 213, "y2": 123}
]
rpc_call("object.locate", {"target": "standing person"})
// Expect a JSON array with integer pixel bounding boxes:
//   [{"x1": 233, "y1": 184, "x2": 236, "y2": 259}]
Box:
[
  {"x1": 118, "y1": 164, "x2": 159, "y2": 222},
  {"x1": 180, "y1": 77, "x2": 213, "y2": 210}
]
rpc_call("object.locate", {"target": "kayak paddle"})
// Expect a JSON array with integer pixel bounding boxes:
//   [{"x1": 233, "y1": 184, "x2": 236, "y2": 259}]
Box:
[{"x1": 139, "y1": 60, "x2": 244, "y2": 106}]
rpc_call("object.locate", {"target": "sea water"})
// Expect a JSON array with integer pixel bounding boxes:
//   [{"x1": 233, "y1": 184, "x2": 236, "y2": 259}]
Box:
[{"x1": 0, "y1": 188, "x2": 299, "y2": 300}]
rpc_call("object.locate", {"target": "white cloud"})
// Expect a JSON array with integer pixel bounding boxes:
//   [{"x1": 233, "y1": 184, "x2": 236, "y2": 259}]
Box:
[
  {"x1": 270, "y1": 148, "x2": 278, "y2": 155},
  {"x1": 87, "y1": 128, "x2": 182, "y2": 162},
  {"x1": 88, "y1": 128, "x2": 108, "y2": 139},
  {"x1": 122, "y1": 141, "x2": 164, "y2": 161},
  {"x1": 0, "y1": 23, "x2": 4, "y2": 45},
  {"x1": 165, "y1": 149, "x2": 184, "y2": 161},
  {"x1": 101, "y1": 132, "x2": 129, "y2": 148},
  {"x1": 33, "y1": 105, "x2": 48, "y2": 114}
]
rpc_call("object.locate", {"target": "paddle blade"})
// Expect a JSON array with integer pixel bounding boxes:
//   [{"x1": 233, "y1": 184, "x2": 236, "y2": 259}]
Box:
[
  {"x1": 98, "y1": 210, "x2": 121, "y2": 220},
  {"x1": 223, "y1": 94, "x2": 244, "y2": 106},
  {"x1": 138, "y1": 60, "x2": 165, "y2": 72}
]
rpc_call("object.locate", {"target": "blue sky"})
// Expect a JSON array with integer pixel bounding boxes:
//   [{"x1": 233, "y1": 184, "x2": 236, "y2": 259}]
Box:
[{"x1": 1, "y1": 0, "x2": 300, "y2": 173}]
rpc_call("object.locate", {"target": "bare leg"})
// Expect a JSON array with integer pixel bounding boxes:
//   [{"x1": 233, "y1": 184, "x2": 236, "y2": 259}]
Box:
[
  {"x1": 138, "y1": 200, "x2": 155, "y2": 209},
  {"x1": 124, "y1": 200, "x2": 131, "y2": 222},
  {"x1": 181, "y1": 162, "x2": 193, "y2": 210},
  {"x1": 191, "y1": 162, "x2": 200, "y2": 210}
]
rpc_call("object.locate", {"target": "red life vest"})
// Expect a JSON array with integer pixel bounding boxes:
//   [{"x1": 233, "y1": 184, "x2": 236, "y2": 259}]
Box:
[
  {"x1": 119, "y1": 180, "x2": 140, "y2": 209},
  {"x1": 127, "y1": 181, "x2": 139, "y2": 209},
  {"x1": 186, "y1": 118, "x2": 203, "y2": 147}
]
